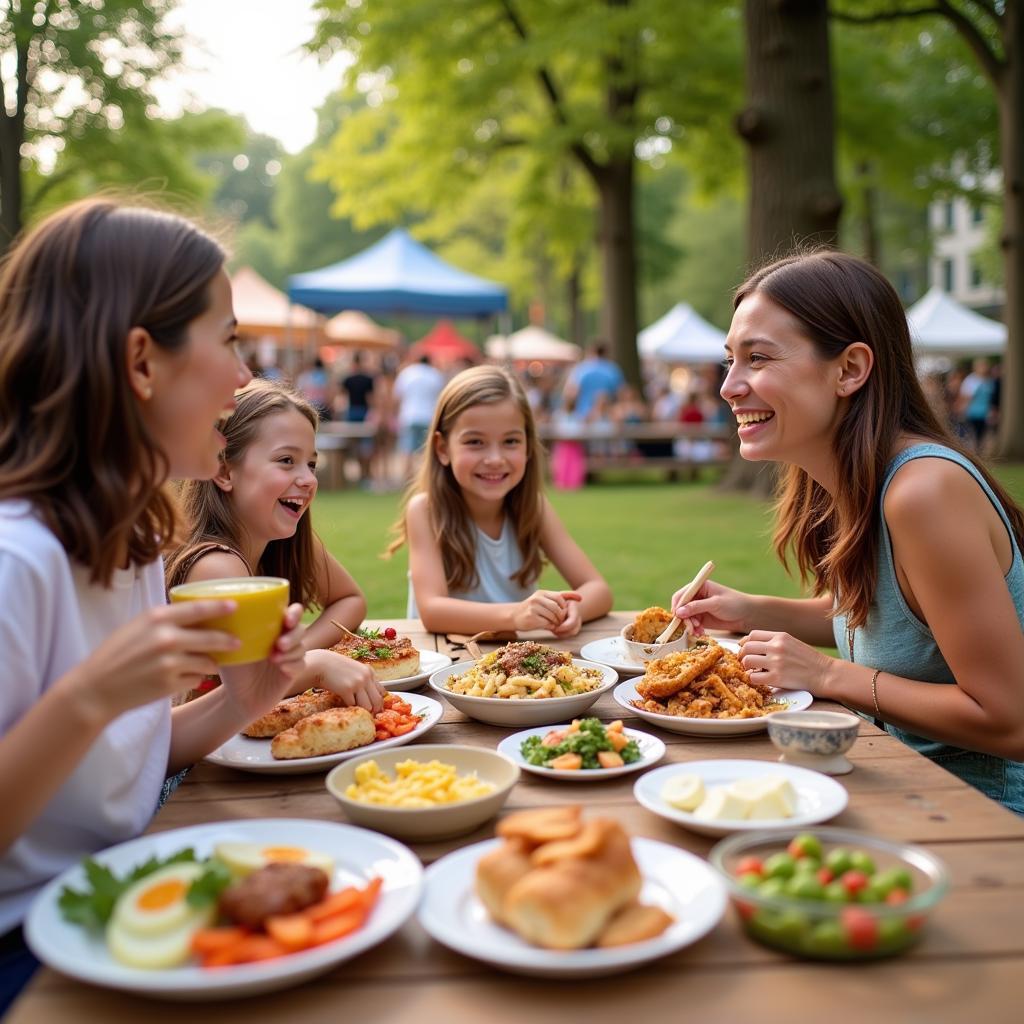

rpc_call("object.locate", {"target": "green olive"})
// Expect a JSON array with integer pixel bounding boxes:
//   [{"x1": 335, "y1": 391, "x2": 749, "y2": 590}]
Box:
[{"x1": 763, "y1": 851, "x2": 797, "y2": 880}]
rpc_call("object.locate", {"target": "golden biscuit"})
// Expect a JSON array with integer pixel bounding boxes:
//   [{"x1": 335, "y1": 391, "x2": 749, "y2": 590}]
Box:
[
  {"x1": 242, "y1": 689, "x2": 345, "y2": 738},
  {"x1": 269, "y1": 706, "x2": 375, "y2": 759}
]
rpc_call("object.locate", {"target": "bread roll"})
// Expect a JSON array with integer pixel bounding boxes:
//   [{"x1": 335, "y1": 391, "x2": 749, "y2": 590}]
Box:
[
  {"x1": 500, "y1": 819, "x2": 641, "y2": 949},
  {"x1": 243, "y1": 689, "x2": 345, "y2": 738},
  {"x1": 495, "y1": 806, "x2": 582, "y2": 848},
  {"x1": 270, "y1": 706, "x2": 375, "y2": 760},
  {"x1": 474, "y1": 838, "x2": 533, "y2": 925},
  {"x1": 596, "y1": 900, "x2": 674, "y2": 947}
]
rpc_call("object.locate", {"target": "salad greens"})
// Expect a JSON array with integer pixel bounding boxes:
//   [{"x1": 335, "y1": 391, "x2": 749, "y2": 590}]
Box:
[
  {"x1": 58, "y1": 848, "x2": 232, "y2": 931},
  {"x1": 520, "y1": 718, "x2": 642, "y2": 770}
]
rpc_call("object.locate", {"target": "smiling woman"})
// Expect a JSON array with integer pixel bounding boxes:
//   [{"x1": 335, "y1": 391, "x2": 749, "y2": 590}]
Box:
[
  {"x1": 166, "y1": 378, "x2": 384, "y2": 714},
  {"x1": 673, "y1": 250, "x2": 1024, "y2": 815}
]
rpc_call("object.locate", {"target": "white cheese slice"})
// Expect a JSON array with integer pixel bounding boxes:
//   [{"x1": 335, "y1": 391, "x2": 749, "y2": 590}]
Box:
[
  {"x1": 729, "y1": 776, "x2": 797, "y2": 819},
  {"x1": 693, "y1": 784, "x2": 754, "y2": 820}
]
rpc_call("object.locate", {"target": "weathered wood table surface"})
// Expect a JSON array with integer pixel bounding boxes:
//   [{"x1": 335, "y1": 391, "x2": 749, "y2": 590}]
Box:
[{"x1": 11, "y1": 613, "x2": 1024, "y2": 1023}]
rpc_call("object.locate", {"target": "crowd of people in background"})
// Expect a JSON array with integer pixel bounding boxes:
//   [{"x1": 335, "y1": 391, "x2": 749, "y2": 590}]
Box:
[{"x1": 257, "y1": 341, "x2": 1003, "y2": 492}]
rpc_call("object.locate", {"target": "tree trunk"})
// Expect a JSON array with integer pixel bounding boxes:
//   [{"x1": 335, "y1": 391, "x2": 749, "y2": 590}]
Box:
[
  {"x1": 594, "y1": 156, "x2": 641, "y2": 387},
  {"x1": 737, "y1": 0, "x2": 842, "y2": 264},
  {"x1": 724, "y1": 0, "x2": 842, "y2": 494},
  {"x1": 0, "y1": 95, "x2": 24, "y2": 249},
  {"x1": 856, "y1": 162, "x2": 881, "y2": 266},
  {"x1": 567, "y1": 267, "x2": 585, "y2": 348},
  {"x1": 996, "y1": 0, "x2": 1024, "y2": 460}
]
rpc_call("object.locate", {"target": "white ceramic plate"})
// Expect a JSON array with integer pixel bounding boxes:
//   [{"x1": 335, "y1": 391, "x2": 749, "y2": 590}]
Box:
[
  {"x1": 496, "y1": 724, "x2": 665, "y2": 781},
  {"x1": 613, "y1": 679, "x2": 812, "y2": 736},
  {"x1": 428, "y1": 659, "x2": 618, "y2": 727},
  {"x1": 634, "y1": 759, "x2": 849, "y2": 838},
  {"x1": 580, "y1": 636, "x2": 740, "y2": 676},
  {"x1": 205, "y1": 691, "x2": 444, "y2": 774},
  {"x1": 24, "y1": 819, "x2": 423, "y2": 1001},
  {"x1": 418, "y1": 836, "x2": 725, "y2": 978},
  {"x1": 378, "y1": 649, "x2": 452, "y2": 692}
]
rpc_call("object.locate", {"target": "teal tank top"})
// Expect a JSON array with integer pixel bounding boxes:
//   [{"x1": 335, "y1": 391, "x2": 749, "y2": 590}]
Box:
[{"x1": 832, "y1": 443, "x2": 1024, "y2": 814}]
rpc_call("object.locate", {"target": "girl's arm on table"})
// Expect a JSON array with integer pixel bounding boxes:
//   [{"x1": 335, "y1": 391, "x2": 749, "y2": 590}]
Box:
[
  {"x1": 742, "y1": 460, "x2": 1024, "y2": 759},
  {"x1": 538, "y1": 497, "x2": 613, "y2": 634},
  {"x1": 302, "y1": 536, "x2": 367, "y2": 649}
]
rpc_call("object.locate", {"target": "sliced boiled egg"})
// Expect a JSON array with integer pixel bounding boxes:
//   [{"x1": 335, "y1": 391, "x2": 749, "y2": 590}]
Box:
[
  {"x1": 110, "y1": 862, "x2": 208, "y2": 936},
  {"x1": 213, "y1": 841, "x2": 334, "y2": 879},
  {"x1": 106, "y1": 862, "x2": 216, "y2": 969}
]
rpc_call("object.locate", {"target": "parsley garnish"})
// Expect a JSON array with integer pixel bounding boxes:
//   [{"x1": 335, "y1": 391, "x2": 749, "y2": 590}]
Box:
[{"x1": 520, "y1": 653, "x2": 547, "y2": 676}]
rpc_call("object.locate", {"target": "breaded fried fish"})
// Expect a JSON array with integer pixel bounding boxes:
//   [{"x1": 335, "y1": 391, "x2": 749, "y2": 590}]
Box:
[
  {"x1": 636, "y1": 642, "x2": 724, "y2": 700},
  {"x1": 242, "y1": 688, "x2": 345, "y2": 738},
  {"x1": 270, "y1": 706, "x2": 375, "y2": 760}
]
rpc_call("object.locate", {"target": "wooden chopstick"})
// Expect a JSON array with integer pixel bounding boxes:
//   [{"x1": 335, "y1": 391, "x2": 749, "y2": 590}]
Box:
[{"x1": 655, "y1": 560, "x2": 716, "y2": 644}]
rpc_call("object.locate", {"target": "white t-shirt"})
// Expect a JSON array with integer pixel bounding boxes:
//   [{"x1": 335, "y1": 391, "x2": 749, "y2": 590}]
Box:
[
  {"x1": 393, "y1": 363, "x2": 444, "y2": 428},
  {"x1": 408, "y1": 518, "x2": 534, "y2": 617},
  {"x1": 0, "y1": 501, "x2": 171, "y2": 932}
]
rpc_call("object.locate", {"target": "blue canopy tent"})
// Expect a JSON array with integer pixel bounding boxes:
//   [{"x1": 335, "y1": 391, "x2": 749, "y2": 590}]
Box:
[{"x1": 288, "y1": 228, "x2": 508, "y2": 317}]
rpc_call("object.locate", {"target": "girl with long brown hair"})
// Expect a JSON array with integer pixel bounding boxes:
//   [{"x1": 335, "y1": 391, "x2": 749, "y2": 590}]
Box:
[
  {"x1": 0, "y1": 199, "x2": 307, "y2": 1006},
  {"x1": 672, "y1": 251, "x2": 1024, "y2": 813},
  {"x1": 166, "y1": 378, "x2": 382, "y2": 710},
  {"x1": 388, "y1": 365, "x2": 612, "y2": 636}
]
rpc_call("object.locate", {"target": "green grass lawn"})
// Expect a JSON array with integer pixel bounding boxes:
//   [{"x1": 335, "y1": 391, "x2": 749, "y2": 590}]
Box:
[{"x1": 312, "y1": 464, "x2": 1024, "y2": 619}]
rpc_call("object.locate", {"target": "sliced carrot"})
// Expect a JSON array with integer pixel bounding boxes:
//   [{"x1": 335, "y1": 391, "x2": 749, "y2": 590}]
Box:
[
  {"x1": 265, "y1": 912, "x2": 315, "y2": 951},
  {"x1": 190, "y1": 926, "x2": 250, "y2": 956},
  {"x1": 307, "y1": 886, "x2": 363, "y2": 923},
  {"x1": 361, "y1": 876, "x2": 383, "y2": 910},
  {"x1": 375, "y1": 729, "x2": 390, "y2": 741},
  {"x1": 310, "y1": 907, "x2": 366, "y2": 946},
  {"x1": 202, "y1": 934, "x2": 288, "y2": 967},
  {"x1": 390, "y1": 721, "x2": 416, "y2": 735}
]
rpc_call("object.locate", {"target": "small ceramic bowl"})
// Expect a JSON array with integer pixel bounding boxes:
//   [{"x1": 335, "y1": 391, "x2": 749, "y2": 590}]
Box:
[
  {"x1": 619, "y1": 620, "x2": 690, "y2": 664},
  {"x1": 325, "y1": 744, "x2": 520, "y2": 841},
  {"x1": 766, "y1": 711, "x2": 861, "y2": 775}
]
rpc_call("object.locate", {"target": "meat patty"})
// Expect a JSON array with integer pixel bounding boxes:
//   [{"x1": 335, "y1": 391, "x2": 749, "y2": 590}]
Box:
[{"x1": 218, "y1": 862, "x2": 330, "y2": 929}]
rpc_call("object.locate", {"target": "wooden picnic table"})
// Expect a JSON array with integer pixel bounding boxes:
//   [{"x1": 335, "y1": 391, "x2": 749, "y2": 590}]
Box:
[{"x1": 11, "y1": 613, "x2": 1024, "y2": 1023}]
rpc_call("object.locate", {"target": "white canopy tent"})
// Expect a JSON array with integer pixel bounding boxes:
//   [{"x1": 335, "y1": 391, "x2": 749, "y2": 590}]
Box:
[
  {"x1": 638, "y1": 302, "x2": 727, "y2": 363},
  {"x1": 906, "y1": 287, "x2": 1006, "y2": 358},
  {"x1": 485, "y1": 325, "x2": 581, "y2": 363}
]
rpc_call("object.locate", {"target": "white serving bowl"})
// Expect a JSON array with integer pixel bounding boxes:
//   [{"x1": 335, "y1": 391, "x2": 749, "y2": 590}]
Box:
[
  {"x1": 325, "y1": 744, "x2": 520, "y2": 842},
  {"x1": 619, "y1": 620, "x2": 691, "y2": 664},
  {"x1": 428, "y1": 659, "x2": 618, "y2": 726}
]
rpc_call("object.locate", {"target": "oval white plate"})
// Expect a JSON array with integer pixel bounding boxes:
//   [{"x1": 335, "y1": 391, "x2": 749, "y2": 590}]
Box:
[
  {"x1": 24, "y1": 819, "x2": 422, "y2": 1001},
  {"x1": 496, "y1": 725, "x2": 665, "y2": 781},
  {"x1": 613, "y1": 679, "x2": 812, "y2": 736},
  {"x1": 634, "y1": 759, "x2": 848, "y2": 838},
  {"x1": 418, "y1": 837, "x2": 726, "y2": 978},
  {"x1": 205, "y1": 691, "x2": 444, "y2": 774},
  {"x1": 580, "y1": 636, "x2": 740, "y2": 676},
  {"x1": 378, "y1": 648, "x2": 452, "y2": 692},
  {"x1": 428, "y1": 659, "x2": 618, "y2": 727}
]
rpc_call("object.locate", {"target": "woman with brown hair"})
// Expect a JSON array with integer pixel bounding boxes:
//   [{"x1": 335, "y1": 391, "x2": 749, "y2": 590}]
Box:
[
  {"x1": 388, "y1": 365, "x2": 612, "y2": 635},
  {"x1": 166, "y1": 378, "x2": 382, "y2": 710},
  {"x1": 0, "y1": 199, "x2": 307, "y2": 1006},
  {"x1": 672, "y1": 251, "x2": 1024, "y2": 813}
]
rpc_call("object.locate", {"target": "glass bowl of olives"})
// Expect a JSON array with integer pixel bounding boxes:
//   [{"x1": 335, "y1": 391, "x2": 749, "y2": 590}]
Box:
[{"x1": 709, "y1": 826, "x2": 949, "y2": 960}]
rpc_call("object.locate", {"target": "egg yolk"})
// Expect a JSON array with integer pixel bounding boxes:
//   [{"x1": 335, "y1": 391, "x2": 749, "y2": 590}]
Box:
[
  {"x1": 136, "y1": 878, "x2": 188, "y2": 912},
  {"x1": 261, "y1": 846, "x2": 308, "y2": 862}
]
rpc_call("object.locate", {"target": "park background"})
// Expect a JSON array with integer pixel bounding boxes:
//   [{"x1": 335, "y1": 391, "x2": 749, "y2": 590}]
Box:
[{"x1": 2, "y1": 0, "x2": 1021, "y2": 613}]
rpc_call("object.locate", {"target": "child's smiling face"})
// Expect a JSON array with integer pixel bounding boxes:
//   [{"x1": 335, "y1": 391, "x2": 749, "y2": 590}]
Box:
[
  {"x1": 435, "y1": 398, "x2": 529, "y2": 506},
  {"x1": 220, "y1": 407, "x2": 319, "y2": 543}
]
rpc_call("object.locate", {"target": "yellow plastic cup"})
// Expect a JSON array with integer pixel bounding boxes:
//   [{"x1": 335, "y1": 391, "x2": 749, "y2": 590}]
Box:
[{"x1": 168, "y1": 576, "x2": 289, "y2": 666}]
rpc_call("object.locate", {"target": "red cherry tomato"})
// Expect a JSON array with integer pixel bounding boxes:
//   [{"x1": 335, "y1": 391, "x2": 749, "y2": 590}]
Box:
[
  {"x1": 885, "y1": 888, "x2": 910, "y2": 906},
  {"x1": 841, "y1": 907, "x2": 879, "y2": 951},
  {"x1": 816, "y1": 866, "x2": 834, "y2": 885},
  {"x1": 384, "y1": 627, "x2": 397, "y2": 640},
  {"x1": 841, "y1": 869, "x2": 870, "y2": 897},
  {"x1": 736, "y1": 855, "x2": 764, "y2": 878}
]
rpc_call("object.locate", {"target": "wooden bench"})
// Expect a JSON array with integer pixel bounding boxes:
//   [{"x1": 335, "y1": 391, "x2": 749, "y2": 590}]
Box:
[
  {"x1": 537, "y1": 422, "x2": 734, "y2": 481},
  {"x1": 315, "y1": 421, "x2": 377, "y2": 488}
]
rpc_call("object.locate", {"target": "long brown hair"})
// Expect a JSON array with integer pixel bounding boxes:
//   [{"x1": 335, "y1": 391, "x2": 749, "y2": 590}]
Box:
[
  {"x1": 166, "y1": 379, "x2": 325, "y2": 609},
  {"x1": 0, "y1": 198, "x2": 225, "y2": 585},
  {"x1": 387, "y1": 365, "x2": 546, "y2": 592},
  {"x1": 736, "y1": 250, "x2": 1024, "y2": 629}
]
